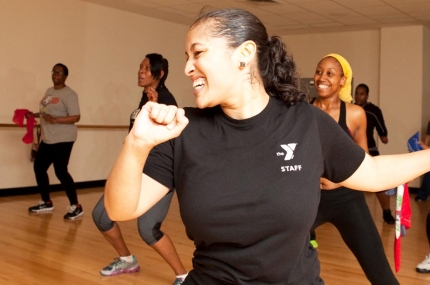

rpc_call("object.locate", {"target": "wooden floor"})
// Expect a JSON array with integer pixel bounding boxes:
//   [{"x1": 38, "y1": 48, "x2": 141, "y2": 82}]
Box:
[{"x1": 1, "y1": 187, "x2": 430, "y2": 285}]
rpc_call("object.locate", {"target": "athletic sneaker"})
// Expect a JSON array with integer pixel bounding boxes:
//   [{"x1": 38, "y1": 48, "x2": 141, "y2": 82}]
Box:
[
  {"x1": 28, "y1": 201, "x2": 54, "y2": 213},
  {"x1": 100, "y1": 256, "x2": 140, "y2": 276},
  {"x1": 416, "y1": 254, "x2": 430, "y2": 273},
  {"x1": 63, "y1": 204, "x2": 84, "y2": 220},
  {"x1": 310, "y1": 239, "x2": 319, "y2": 249},
  {"x1": 172, "y1": 277, "x2": 185, "y2": 285}
]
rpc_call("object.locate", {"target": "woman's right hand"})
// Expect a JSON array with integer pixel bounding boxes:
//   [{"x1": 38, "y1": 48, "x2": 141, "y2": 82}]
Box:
[
  {"x1": 320, "y1": 177, "x2": 341, "y2": 190},
  {"x1": 25, "y1": 112, "x2": 34, "y2": 119},
  {"x1": 129, "y1": 102, "x2": 189, "y2": 147}
]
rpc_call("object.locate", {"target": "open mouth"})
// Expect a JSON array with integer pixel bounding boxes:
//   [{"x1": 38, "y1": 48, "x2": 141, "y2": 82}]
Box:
[{"x1": 193, "y1": 78, "x2": 206, "y2": 90}]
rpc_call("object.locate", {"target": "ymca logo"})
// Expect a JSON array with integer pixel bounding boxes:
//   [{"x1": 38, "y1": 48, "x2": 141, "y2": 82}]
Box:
[
  {"x1": 279, "y1": 143, "x2": 297, "y2": 160},
  {"x1": 277, "y1": 143, "x2": 301, "y2": 172}
]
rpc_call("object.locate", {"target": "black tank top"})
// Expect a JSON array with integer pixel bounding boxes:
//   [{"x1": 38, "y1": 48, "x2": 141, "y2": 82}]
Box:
[
  {"x1": 310, "y1": 98, "x2": 351, "y2": 138},
  {"x1": 311, "y1": 98, "x2": 363, "y2": 201},
  {"x1": 338, "y1": 100, "x2": 352, "y2": 138}
]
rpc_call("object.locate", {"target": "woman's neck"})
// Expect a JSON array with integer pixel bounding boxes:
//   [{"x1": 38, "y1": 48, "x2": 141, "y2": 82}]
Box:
[
  {"x1": 313, "y1": 96, "x2": 340, "y2": 111},
  {"x1": 221, "y1": 87, "x2": 270, "y2": 120}
]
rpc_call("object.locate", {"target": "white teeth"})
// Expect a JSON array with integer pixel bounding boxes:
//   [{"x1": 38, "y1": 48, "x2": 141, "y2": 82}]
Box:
[
  {"x1": 318, "y1": 84, "x2": 329, "y2": 89},
  {"x1": 193, "y1": 78, "x2": 206, "y2": 90}
]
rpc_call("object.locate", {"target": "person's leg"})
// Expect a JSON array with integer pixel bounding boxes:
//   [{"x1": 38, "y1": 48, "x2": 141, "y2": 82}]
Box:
[
  {"x1": 33, "y1": 142, "x2": 53, "y2": 202},
  {"x1": 102, "y1": 223, "x2": 131, "y2": 256},
  {"x1": 416, "y1": 209, "x2": 430, "y2": 272},
  {"x1": 310, "y1": 230, "x2": 316, "y2": 241},
  {"x1": 331, "y1": 195, "x2": 399, "y2": 285},
  {"x1": 309, "y1": 196, "x2": 330, "y2": 249},
  {"x1": 371, "y1": 150, "x2": 395, "y2": 223},
  {"x1": 52, "y1": 142, "x2": 78, "y2": 205},
  {"x1": 29, "y1": 142, "x2": 54, "y2": 212},
  {"x1": 92, "y1": 194, "x2": 140, "y2": 276},
  {"x1": 138, "y1": 190, "x2": 187, "y2": 279},
  {"x1": 52, "y1": 142, "x2": 83, "y2": 219},
  {"x1": 427, "y1": 210, "x2": 430, "y2": 245},
  {"x1": 416, "y1": 172, "x2": 430, "y2": 201},
  {"x1": 376, "y1": 191, "x2": 395, "y2": 224}
]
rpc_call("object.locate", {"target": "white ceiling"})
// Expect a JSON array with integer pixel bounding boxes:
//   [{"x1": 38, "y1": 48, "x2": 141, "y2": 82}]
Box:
[{"x1": 81, "y1": 0, "x2": 430, "y2": 35}]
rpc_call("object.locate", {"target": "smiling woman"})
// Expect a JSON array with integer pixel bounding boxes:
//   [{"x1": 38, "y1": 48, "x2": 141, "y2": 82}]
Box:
[
  {"x1": 91, "y1": 53, "x2": 188, "y2": 285},
  {"x1": 104, "y1": 8, "x2": 430, "y2": 285},
  {"x1": 310, "y1": 54, "x2": 399, "y2": 285}
]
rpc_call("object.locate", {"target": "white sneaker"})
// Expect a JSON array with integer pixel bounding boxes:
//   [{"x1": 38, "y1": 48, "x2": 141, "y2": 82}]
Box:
[
  {"x1": 100, "y1": 256, "x2": 140, "y2": 276},
  {"x1": 416, "y1": 254, "x2": 430, "y2": 273}
]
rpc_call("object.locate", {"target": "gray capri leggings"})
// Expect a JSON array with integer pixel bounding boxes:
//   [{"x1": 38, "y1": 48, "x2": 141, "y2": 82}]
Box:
[{"x1": 92, "y1": 191, "x2": 174, "y2": 246}]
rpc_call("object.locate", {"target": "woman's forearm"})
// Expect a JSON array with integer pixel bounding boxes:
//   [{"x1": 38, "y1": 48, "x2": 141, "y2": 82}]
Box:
[
  {"x1": 104, "y1": 134, "x2": 152, "y2": 220},
  {"x1": 342, "y1": 150, "x2": 430, "y2": 191}
]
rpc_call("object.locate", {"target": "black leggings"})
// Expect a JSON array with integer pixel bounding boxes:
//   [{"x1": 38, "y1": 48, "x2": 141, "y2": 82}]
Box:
[
  {"x1": 33, "y1": 141, "x2": 77, "y2": 205},
  {"x1": 92, "y1": 191, "x2": 174, "y2": 245},
  {"x1": 311, "y1": 188, "x2": 399, "y2": 285},
  {"x1": 426, "y1": 210, "x2": 430, "y2": 245}
]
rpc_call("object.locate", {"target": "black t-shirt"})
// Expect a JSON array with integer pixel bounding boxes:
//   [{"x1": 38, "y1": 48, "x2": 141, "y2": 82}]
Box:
[
  {"x1": 129, "y1": 86, "x2": 177, "y2": 131},
  {"x1": 144, "y1": 97, "x2": 365, "y2": 285}
]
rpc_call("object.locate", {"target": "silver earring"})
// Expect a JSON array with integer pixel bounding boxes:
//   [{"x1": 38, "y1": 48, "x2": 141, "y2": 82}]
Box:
[{"x1": 239, "y1": 62, "x2": 245, "y2": 68}]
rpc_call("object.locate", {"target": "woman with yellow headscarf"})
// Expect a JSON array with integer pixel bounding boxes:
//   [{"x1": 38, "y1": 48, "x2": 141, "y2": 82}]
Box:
[{"x1": 309, "y1": 54, "x2": 399, "y2": 285}]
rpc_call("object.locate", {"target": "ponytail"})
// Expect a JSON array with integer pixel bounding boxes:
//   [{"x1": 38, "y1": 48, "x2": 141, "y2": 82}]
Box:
[{"x1": 259, "y1": 36, "x2": 307, "y2": 107}]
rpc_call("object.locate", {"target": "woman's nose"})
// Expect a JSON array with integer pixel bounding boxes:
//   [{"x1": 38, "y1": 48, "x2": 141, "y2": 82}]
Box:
[{"x1": 184, "y1": 60, "x2": 194, "y2": 76}]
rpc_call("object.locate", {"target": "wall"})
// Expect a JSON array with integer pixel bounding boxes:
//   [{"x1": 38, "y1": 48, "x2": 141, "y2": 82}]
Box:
[
  {"x1": 0, "y1": 0, "x2": 193, "y2": 189},
  {"x1": 378, "y1": 26, "x2": 426, "y2": 187}
]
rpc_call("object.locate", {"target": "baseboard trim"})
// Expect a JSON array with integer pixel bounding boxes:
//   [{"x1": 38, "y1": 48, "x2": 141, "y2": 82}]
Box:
[{"x1": 0, "y1": 180, "x2": 106, "y2": 197}]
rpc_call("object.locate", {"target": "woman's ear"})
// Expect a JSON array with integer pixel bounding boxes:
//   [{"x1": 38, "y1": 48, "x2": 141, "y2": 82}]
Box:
[
  {"x1": 340, "y1": 76, "x2": 347, "y2": 87},
  {"x1": 236, "y1": 40, "x2": 257, "y2": 68}
]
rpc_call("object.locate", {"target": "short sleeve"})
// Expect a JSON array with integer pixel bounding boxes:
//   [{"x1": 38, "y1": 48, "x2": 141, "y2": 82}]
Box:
[
  {"x1": 143, "y1": 139, "x2": 175, "y2": 190},
  {"x1": 65, "y1": 90, "x2": 80, "y2": 116}
]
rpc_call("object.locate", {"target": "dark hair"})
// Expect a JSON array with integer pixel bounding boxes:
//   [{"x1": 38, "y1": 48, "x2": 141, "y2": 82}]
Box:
[
  {"x1": 53, "y1": 63, "x2": 69, "y2": 76},
  {"x1": 356, "y1": 83, "x2": 369, "y2": 94},
  {"x1": 145, "y1": 53, "x2": 169, "y2": 89},
  {"x1": 190, "y1": 8, "x2": 306, "y2": 107}
]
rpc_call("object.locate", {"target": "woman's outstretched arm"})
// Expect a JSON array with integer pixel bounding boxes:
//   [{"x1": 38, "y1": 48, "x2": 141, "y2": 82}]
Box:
[{"x1": 341, "y1": 150, "x2": 430, "y2": 191}]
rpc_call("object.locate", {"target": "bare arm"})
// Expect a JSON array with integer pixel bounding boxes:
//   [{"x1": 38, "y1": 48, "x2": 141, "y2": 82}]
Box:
[
  {"x1": 349, "y1": 104, "x2": 369, "y2": 153},
  {"x1": 25, "y1": 112, "x2": 40, "y2": 119},
  {"x1": 341, "y1": 150, "x2": 430, "y2": 191},
  {"x1": 104, "y1": 134, "x2": 170, "y2": 220},
  {"x1": 105, "y1": 102, "x2": 189, "y2": 221}
]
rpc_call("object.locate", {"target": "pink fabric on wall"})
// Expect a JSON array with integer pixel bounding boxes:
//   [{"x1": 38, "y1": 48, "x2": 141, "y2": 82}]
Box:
[{"x1": 13, "y1": 109, "x2": 37, "y2": 144}]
